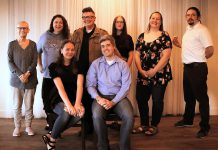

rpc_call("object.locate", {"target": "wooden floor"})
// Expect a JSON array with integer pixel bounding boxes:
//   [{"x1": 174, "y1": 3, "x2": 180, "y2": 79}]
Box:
[{"x1": 0, "y1": 115, "x2": 218, "y2": 150}]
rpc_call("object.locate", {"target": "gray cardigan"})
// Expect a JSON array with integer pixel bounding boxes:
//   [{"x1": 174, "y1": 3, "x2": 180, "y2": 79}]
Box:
[{"x1": 8, "y1": 40, "x2": 38, "y2": 89}]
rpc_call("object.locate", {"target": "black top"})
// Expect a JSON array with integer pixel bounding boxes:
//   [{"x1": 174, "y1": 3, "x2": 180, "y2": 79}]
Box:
[
  {"x1": 48, "y1": 62, "x2": 82, "y2": 106},
  {"x1": 113, "y1": 34, "x2": 134, "y2": 61},
  {"x1": 136, "y1": 31, "x2": 172, "y2": 86},
  {"x1": 78, "y1": 26, "x2": 95, "y2": 75}
]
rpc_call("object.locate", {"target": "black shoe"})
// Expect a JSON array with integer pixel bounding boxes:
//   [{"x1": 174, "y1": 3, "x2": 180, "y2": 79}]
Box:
[
  {"x1": 196, "y1": 129, "x2": 208, "y2": 139},
  {"x1": 44, "y1": 124, "x2": 49, "y2": 131},
  {"x1": 174, "y1": 120, "x2": 193, "y2": 127}
]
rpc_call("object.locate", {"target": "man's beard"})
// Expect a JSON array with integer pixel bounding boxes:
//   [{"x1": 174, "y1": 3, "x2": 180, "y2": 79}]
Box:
[{"x1": 188, "y1": 19, "x2": 194, "y2": 26}]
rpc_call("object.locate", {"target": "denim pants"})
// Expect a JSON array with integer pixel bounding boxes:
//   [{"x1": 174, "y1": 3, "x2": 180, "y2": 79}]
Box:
[
  {"x1": 51, "y1": 102, "x2": 81, "y2": 139},
  {"x1": 92, "y1": 97, "x2": 134, "y2": 150},
  {"x1": 12, "y1": 87, "x2": 36, "y2": 128},
  {"x1": 136, "y1": 84, "x2": 167, "y2": 127},
  {"x1": 183, "y1": 63, "x2": 210, "y2": 131}
]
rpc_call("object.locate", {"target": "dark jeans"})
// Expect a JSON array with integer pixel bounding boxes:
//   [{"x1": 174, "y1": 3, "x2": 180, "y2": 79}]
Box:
[
  {"x1": 51, "y1": 102, "x2": 80, "y2": 139},
  {"x1": 92, "y1": 97, "x2": 134, "y2": 150},
  {"x1": 183, "y1": 63, "x2": 210, "y2": 131},
  {"x1": 136, "y1": 83, "x2": 167, "y2": 127}
]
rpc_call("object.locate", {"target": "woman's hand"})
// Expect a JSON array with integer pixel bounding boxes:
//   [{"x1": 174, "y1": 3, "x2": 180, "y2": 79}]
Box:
[
  {"x1": 147, "y1": 68, "x2": 157, "y2": 78},
  {"x1": 74, "y1": 103, "x2": 85, "y2": 118},
  {"x1": 64, "y1": 104, "x2": 77, "y2": 117},
  {"x1": 139, "y1": 70, "x2": 148, "y2": 78}
]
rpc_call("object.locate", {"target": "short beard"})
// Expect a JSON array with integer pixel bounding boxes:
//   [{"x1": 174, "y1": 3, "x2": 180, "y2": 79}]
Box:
[{"x1": 188, "y1": 22, "x2": 194, "y2": 26}]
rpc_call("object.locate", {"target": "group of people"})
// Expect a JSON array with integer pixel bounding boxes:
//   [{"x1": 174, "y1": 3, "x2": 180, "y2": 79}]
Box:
[{"x1": 8, "y1": 6, "x2": 214, "y2": 150}]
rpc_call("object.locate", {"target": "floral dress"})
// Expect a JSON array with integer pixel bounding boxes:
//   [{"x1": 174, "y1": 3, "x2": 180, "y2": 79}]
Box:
[{"x1": 136, "y1": 31, "x2": 172, "y2": 86}]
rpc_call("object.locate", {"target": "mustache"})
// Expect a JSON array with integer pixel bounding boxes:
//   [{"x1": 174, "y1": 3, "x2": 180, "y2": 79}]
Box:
[{"x1": 188, "y1": 18, "x2": 194, "y2": 22}]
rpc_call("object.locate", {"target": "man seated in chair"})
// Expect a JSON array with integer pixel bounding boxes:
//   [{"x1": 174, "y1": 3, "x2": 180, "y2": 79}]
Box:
[{"x1": 86, "y1": 35, "x2": 134, "y2": 150}]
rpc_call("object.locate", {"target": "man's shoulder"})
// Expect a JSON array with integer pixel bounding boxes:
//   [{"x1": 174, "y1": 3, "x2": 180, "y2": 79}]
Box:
[
  {"x1": 92, "y1": 56, "x2": 103, "y2": 65},
  {"x1": 115, "y1": 56, "x2": 126, "y2": 63},
  {"x1": 73, "y1": 27, "x2": 83, "y2": 33},
  {"x1": 95, "y1": 27, "x2": 108, "y2": 35},
  {"x1": 71, "y1": 27, "x2": 84, "y2": 39}
]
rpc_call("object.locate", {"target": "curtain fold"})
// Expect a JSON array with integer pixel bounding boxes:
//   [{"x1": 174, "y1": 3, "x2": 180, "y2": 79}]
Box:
[{"x1": 1, "y1": 0, "x2": 215, "y2": 118}]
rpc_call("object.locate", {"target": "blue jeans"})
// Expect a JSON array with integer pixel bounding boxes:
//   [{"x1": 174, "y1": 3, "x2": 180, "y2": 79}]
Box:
[
  {"x1": 92, "y1": 97, "x2": 134, "y2": 150},
  {"x1": 51, "y1": 102, "x2": 80, "y2": 139}
]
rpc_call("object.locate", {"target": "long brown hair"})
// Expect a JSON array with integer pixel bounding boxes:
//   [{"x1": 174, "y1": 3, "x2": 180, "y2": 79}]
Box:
[
  {"x1": 112, "y1": 16, "x2": 127, "y2": 37},
  {"x1": 147, "y1": 11, "x2": 163, "y2": 32}
]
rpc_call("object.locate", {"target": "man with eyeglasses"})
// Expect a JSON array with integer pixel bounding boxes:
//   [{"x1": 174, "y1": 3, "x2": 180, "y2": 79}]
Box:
[
  {"x1": 71, "y1": 7, "x2": 108, "y2": 135},
  {"x1": 8, "y1": 21, "x2": 38, "y2": 137}
]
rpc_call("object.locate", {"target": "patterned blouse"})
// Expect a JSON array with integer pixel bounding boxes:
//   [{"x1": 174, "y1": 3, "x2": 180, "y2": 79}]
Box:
[{"x1": 136, "y1": 31, "x2": 172, "y2": 86}]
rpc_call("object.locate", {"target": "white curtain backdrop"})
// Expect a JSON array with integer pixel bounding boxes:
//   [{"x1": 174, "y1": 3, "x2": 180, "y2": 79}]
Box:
[{"x1": 0, "y1": 0, "x2": 217, "y2": 118}]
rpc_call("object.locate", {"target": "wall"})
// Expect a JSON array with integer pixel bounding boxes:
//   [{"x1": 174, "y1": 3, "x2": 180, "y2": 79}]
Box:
[{"x1": 207, "y1": 0, "x2": 218, "y2": 115}]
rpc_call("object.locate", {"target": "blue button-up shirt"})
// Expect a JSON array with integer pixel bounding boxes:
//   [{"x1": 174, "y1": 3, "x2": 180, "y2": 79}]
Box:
[{"x1": 86, "y1": 55, "x2": 131, "y2": 104}]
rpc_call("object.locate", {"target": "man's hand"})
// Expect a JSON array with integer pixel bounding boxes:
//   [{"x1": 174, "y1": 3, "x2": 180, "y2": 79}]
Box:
[
  {"x1": 96, "y1": 96, "x2": 115, "y2": 110},
  {"x1": 172, "y1": 36, "x2": 181, "y2": 48},
  {"x1": 103, "y1": 100, "x2": 115, "y2": 110}
]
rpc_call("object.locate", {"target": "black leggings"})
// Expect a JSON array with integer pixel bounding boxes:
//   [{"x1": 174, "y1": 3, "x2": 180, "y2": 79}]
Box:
[{"x1": 136, "y1": 84, "x2": 167, "y2": 127}]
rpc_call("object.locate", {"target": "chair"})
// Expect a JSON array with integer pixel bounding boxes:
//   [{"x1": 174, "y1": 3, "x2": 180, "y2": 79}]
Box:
[
  {"x1": 73, "y1": 118, "x2": 86, "y2": 150},
  {"x1": 106, "y1": 111, "x2": 121, "y2": 130},
  {"x1": 48, "y1": 87, "x2": 86, "y2": 149}
]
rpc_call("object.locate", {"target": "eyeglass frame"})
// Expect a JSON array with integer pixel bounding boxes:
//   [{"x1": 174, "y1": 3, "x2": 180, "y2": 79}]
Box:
[
  {"x1": 82, "y1": 16, "x2": 96, "y2": 19},
  {"x1": 17, "y1": 27, "x2": 29, "y2": 30}
]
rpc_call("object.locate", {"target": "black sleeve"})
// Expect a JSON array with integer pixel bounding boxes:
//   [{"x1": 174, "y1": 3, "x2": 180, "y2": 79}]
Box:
[
  {"x1": 48, "y1": 63, "x2": 59, "y2": 79},
  {"x1": 128, "y1": 35, "x2": 134, "y2": 51},
  {"x1": 162, "y1": 32, "x2": 172, "y2": 50},
  {"x1": 135, "y1": 33, "x2": 144, "y2": 52}
]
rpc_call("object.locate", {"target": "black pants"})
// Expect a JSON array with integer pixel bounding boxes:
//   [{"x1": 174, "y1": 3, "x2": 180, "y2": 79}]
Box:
[
  {"x1": 183, "y1": 63, "x2": 210, "y2": 131},
  {"x1": 42, "y1": 78, "x2": 55, "y2": 127},
  {"x1": 136, "y1": 83, "x2": 167, "y2": 127},
  {"x1": 82, "y1": 88, "x2": 94, "y2": 134}
]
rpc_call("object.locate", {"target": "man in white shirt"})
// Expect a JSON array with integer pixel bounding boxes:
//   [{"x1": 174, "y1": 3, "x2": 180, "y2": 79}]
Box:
[{"x1": 173, "y1": 7, "x2": 214, "y2": 138}]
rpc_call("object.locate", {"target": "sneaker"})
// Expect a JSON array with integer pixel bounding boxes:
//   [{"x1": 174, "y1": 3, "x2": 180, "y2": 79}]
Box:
[
  {"x1": 174, "y1": 120, "x2": 193, "y2": 127},
  {"x1": 25, "y1": 127, "x2": 35, "y2": 136},
  {"x1": 13, "y1": 128, "x2": 21, "y2": 137},
  {"x1": 196, "y1": 129, "x2": 208, "y2": 139}
]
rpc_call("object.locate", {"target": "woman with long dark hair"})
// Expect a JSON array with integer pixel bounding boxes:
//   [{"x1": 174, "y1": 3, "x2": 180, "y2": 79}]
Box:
[
  {"x1": 112, "y1": 15, "x2": 134, "y2": 67},
  {"x1": 42, "y1": 40, "x2": 84, "y2": 149},
  {"x1": 37, "y1": 14, "x2": 70, "y2": 131}
]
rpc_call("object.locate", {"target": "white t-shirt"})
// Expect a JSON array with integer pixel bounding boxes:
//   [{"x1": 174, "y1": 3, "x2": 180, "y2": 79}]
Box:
[{"x1": 182, "y1": 22, "x2": 213, "y2": 64}]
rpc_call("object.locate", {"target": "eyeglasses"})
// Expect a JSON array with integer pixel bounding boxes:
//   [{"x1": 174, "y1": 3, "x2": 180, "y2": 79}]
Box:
[
  {"x1": 115, "y1": 21, "x2": 124, "y2": 24},
  {"x1": 17, "y1": 27, "x2": 29, "y2": 30},
  {"x1": 82, "y1": 16, "x2": 95, "y2": 19}
]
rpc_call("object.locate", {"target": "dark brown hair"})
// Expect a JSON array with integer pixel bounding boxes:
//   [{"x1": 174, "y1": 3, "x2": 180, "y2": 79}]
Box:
[{"x1": 49, "y1": 14, "x2": 70, "y2": 39}]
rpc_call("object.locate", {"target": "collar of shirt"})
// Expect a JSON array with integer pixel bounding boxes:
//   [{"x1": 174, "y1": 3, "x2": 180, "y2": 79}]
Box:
[
  {"x1": 187, "y1": 21, "x2": 200, "y2": 30},
  {"x1": 99, "y1": 55, "x2": 120, "y2": 65}
]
